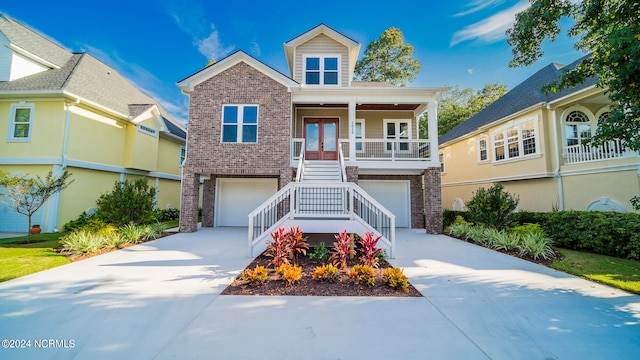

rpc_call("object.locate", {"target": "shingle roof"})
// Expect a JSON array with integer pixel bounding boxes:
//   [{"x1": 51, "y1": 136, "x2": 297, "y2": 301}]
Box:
[
  {"x1": 439, "y1": 55, "x2": 598, "y2": 144},
  {"x1": 0, "y1": 14, "x2": 72, "y2": 67},
  {"x1": 0, "y1": 13, "x2": 186, "y2": 141}
]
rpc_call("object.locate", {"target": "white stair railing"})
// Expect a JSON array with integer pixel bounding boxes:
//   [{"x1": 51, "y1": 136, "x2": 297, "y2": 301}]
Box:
[{"x1": 248, "y1": 182, "x2": 395, "y2": 257}]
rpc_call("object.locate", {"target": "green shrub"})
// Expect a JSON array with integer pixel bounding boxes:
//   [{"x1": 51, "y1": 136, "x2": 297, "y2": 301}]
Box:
[
  {"x1": 309, "y1": 242, "x2": 330, "y2": 262},
  {"x1": 443, "y1": 210, "x2": 471, "y2": 228},
  {"x1": 63, "y1": 211, "x2": 94, "y2": 232},
  {"x1": 120, "y1": 224, "x2": 146, "y2": 243},
  {"x1": 465, "y1": 183, "x2": 519, "y2": 229},
  {"x1": 518, "y1": 231, "x2": 555, "y2": 260},
  {"x1": 153, "y1": 208, "x2": 180, "y2": 222},
  {"x1": 96, "y1": 178, "x2": 156, "y2": 226},
  {"x1": 106, "y1": 233, "x2": 129, "y2": 249},
  {"x1": 61, "y1": 230, "x2": 108, "y2": 254},
  {"x1": 491, "y1": 229, "x2": 519, "y2": 252},
  {"x1": 142, "y1": 222, "x2": 168, "y2": 240}
]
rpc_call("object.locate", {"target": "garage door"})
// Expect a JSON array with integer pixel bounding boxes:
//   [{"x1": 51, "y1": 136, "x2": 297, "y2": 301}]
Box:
[
  {"x1": 358, "y1": 180, "x2": 410, "y2": 228},
  {"x1": 215, "y1": 178, "x2": 278, "y2": 227}
]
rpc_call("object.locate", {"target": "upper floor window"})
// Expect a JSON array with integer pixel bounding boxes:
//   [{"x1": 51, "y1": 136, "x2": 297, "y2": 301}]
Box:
[
  {"x1": 179, "y1": 145, "x2": 186, "y2": 166},
  {"x1": 222, "y1": 105, "x2": 258, "y2": 143},
  {"x1": 438, "y1": 150, "x2": 445, "y2": 173},
  {"x1": 491, "y1": 118, "x2": 539, "y2": 162},
  {"x1": 7, "y1": 103, "x2": 34, "y2": 142},
  {"x1": 478, "y1": 136, "x2": 488, "y2": 163},
  {"x1": 565, "y1": 110, "x2": 591, "y2": 147},
  {"x1": 304, "y1": 55, "x2": 339, "y2": 85}
]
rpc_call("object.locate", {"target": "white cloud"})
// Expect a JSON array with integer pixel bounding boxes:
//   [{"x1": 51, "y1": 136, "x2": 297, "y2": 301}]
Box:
[
  {"x1": 455, "y1": 0, "x2": 505, "y2": 17},
  {"x1": 467, "y1": 68, "x2": 474, "y2": 75},
  {"x1": 196, "y1": 26, "x2": 235, "y2": 61},
  {"x1": 450, "y1": 0, "x2": 531, "y2": 47},
  {"x1": 250, "y1": 40, "x2": 261, "y2": 57}
]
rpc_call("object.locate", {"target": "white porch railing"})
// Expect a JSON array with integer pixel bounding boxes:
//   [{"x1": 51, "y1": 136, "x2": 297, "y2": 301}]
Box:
[
  {"x1": 563, "y1": 139, "x2": 639, "y2": 164},
  {"x1": 248, "y1": 182, "x2": 396, "y2": 258},
  {"x1": 291, "y1": 138, "x2": 432, "y2": 163},
  {"x1": 340, "y1": 139, "x2": 431, "y2": 161}
]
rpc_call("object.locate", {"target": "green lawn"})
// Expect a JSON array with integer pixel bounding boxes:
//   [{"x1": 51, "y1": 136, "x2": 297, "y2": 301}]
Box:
[
  {"x1": 551, "y1": 248, "x2": 640, "y2": 295},
  {"x1": 0, "y1": 233, "x2": 70, "y2": 282}
]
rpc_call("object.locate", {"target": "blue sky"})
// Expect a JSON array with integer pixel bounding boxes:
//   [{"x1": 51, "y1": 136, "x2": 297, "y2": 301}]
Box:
[{"x1": 1, "y1": 0, "x2": 583, "y2": 123}]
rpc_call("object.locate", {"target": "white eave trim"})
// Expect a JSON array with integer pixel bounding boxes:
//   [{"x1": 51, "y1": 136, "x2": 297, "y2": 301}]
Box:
[
  {"x1": 291, "y1": 86, "x2": 441, "y2": 103},
  {"x1": 8, "y1": 43, "x2": 61, "y2": 69},
  {"x1": 547, "y1": 84, "x2": 601, "y2": 107}
]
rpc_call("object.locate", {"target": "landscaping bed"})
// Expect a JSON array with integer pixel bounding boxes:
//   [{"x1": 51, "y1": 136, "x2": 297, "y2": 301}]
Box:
[{"x1": 221, "y1": 252, "x2": 421, "y2": 297}]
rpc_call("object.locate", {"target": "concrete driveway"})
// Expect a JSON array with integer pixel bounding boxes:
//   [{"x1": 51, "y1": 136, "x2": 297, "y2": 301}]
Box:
[{"x1": 0, "y1": 228, "x2": 638, "y2": 359}]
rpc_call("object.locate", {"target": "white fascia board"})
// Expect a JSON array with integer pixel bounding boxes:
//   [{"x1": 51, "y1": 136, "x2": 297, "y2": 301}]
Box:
[
  {"x1": 7, "y1": 44, "x2": 61, "y2": 69},
  {"x1": 291, "y1": 87, "x2": 440, "y2": 104},
  {"x1": 177, "y1": 51, "x2": 297, "y2": 93},
  {"x1": 284, "y1": 24, "x2": 359, "y2": 49},
  {"x1": 547, "y1": 85, "x2": 601, "y2": 108}
]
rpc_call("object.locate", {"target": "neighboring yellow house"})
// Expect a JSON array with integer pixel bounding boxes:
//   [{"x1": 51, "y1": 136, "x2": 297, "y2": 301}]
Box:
[
  {"x1": 439, "y1": 56, "x2": 640, "y2": 213},
  {"x1": 0, "y1": 14, "x2": 186, "y2": 232}
]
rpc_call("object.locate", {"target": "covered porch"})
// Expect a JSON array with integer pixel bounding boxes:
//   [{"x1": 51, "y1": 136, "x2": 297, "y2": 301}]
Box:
[{"x1": 289, "y1": 86, "x2": 440, "y2": 170}]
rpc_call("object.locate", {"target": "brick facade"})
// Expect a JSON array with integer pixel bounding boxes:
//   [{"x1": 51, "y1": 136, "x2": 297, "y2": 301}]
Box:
[
  {"x1": 179, "y1": 62, "x2": 292, "y2": 232},
  {"x1": 424, "y1": 167, "x2": 443, "y2": 234}
]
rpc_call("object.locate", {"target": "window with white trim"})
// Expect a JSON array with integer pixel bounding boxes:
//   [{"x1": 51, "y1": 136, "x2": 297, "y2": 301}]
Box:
[
  {"x1": 355, "y1": 119, "x2": 365, "y2": 152},
  {"x1": 304, "y1": 55, "x2": 339, "y2": 85},
  {"x1": 478, "y1": 136, "x2": 488, "y2": 162},
  {"x1": 384, "y1": 119, "x2": 411, "y2": 151},
  {"x1": 179, "y1": 145, "x2": 186, "y2": 166},
  {"x1": 222, "y1": 104, "x2": 258, "y2": 143},
  {"x1": 564, "y1": 110, "x2": 591, "y2": 147},
  {"x1": 7, "y1": 103, "x2": 34, "y2": 142},
  {"x1": 491, "y1": 118, "x2": 539, "y2": 162},
  {"x1": 438, "y1": 150, "x2": 445, "y2": 173}
]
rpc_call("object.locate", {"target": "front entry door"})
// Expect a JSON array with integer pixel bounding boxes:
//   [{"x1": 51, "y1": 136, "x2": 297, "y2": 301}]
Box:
[{"x1": 304, "y1": 118, "x2": 338, "y2": 160}]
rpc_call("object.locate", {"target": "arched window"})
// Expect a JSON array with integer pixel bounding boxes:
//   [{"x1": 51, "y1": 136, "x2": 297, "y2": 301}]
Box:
[{"x1": 565, "y1": 110, "x2": 592, "y2": 147}]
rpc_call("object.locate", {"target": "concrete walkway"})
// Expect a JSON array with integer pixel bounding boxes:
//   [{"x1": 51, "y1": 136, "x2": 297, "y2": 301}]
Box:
[{"x1": 0, "y1": 228, "x2": 638, "y2": 359}]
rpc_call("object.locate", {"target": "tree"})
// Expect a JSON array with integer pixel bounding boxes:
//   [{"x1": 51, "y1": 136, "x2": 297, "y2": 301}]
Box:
[
  {"x1": 206, "y1": 58, "x2": 216, "y2": 67},
  {"x1": 0, "y1": 170, "x2": 73, "y2": 240},
  {"x1": 506, "y1": 0, "x2": 640, "y2": 150},
  {"x1": 96, "y1": 178, "x2": 156, "y2": 226},
  {"x1": 354, "y1": 27, "x2": 420, "y2": 86},
  {"x1": 420, "y1": 83, "x2": 508, "y2": 138}
]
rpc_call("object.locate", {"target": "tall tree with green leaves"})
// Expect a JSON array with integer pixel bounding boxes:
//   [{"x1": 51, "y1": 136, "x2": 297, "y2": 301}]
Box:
[
  {"x1": 354, "y1": 27, "x2": 420, "y2": 86},
  {"x1": 506, "y1": 0, "x2": 640, "y2": 150},
  {"x1": 420, "y1": 83, "x2": 508, "y2": 138},
  {"x1": 0, "y1": 170, "x2": 73, "y2": 240}
]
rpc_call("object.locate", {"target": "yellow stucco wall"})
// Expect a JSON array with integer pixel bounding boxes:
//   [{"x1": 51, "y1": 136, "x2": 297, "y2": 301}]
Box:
[
  {"x1": 67, "y1": 106, "x2": 127, "y2": 166},
  {"x1": 156, "y1": 137, "x2": 183, "y2": 175},
  {"x1": 57, "y1": 167, "x2": 121, "y2": 229},
  {"x1": 156, "y1": 178, "x2": 181, "y2": 209},
  {"x1": 0, "y1": 101, "x2": 66, "y2": 158},
  {"x1": 562, "y1": 170, "x2": 639, "y2": 212}
]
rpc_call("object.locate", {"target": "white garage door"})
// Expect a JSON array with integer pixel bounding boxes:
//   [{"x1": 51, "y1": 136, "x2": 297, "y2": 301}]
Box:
[
  {"x1": 0, "y1": 187, "x2": 46, "y2": 232},
  {"x1": 358, "y1": 180, "x2": 410, "y2": 228},
  {"x1": 216, "y1": 178, "x2": 278, "y2": 227}
]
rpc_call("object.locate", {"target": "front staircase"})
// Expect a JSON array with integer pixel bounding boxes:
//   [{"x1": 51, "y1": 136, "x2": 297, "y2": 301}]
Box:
[{"x1": 248, "y1": 154, "x2": 396, "y2": 258}]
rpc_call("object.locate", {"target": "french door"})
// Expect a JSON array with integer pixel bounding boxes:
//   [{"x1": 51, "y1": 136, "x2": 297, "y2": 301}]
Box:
[{"x1": 304, "y1": 118, "x2": 338, "y2": 160}]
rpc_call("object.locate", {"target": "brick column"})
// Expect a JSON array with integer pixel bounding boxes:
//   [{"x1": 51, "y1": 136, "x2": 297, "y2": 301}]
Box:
[
  {"x1": 410, "y1": 175, "x2": 425, "y2": 229},
  {"x1": 202, "y1": 177, "x2": 215, "y2": 227},
  {"x1": 179, "y1": 170, "x2": 200, "y2": 233},
  {"x1": 345, "y1": 166, "x2": 358, "y2": 183},
  {"x1": 424, "y1": 167, "x2": 443, "y2": 234}
]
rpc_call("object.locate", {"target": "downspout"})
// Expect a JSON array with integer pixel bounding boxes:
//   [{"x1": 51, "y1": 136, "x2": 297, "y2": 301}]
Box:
[
  {"x1": 548, "y1": 104, "x2": 565, "y2": 210},
  {"x1": 48, "y1": 99, "x2": 80, "y2": 232}
]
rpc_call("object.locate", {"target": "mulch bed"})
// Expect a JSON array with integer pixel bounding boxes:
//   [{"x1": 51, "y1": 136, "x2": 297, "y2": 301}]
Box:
[{"x1": 221, "y1": 253, "x2": 422, "y2": 297}]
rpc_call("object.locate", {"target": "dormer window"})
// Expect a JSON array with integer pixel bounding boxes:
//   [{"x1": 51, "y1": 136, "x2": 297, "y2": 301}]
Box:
[{"x1": 304, "y1": 55, "x2": 339, "y2": 85}]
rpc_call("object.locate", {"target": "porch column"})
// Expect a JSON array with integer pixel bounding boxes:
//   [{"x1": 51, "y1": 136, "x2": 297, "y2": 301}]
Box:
[
  {"x1": 427, "y1": 100, "x2": 438, "y2": 160},
  {"x1": 179, "y1": 169, "x2": 200, "y2": 233},
  {"x1": 348, "y1": 100, "x2": 356, "y2": 163},
  {"x1": 424, "y1": 167, "x2": 443, "y2": 234},
  {"x1": 201, "y1": 177, "x2": 215, "y2": 228}
]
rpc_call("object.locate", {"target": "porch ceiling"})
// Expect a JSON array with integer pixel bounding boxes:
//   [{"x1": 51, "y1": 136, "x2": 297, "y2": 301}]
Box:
[{"x1": 295, "y1": 103, "x2": 421, "y2": 111}]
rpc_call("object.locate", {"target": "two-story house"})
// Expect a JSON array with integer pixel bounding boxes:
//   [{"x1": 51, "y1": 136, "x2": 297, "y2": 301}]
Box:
[
  {"x1": 0, "y1": 14, "x2": 187, "y2": 233},
  {"x1": 439, "y1": 56, "x2": 640, "y2": 214},
  {"x1": 177, "y1": 24, "x2": 443, "y2": 256}
]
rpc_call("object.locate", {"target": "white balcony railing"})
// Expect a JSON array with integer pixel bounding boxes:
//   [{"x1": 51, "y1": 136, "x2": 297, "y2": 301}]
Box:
[
  {"x1": 290, "y1": 138, "x2": 432, "y2": 163},
  {"x1": 563, "y1": 139, "x2": 639, "y2": 164}
]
